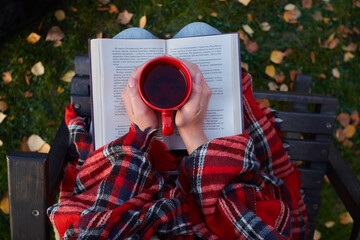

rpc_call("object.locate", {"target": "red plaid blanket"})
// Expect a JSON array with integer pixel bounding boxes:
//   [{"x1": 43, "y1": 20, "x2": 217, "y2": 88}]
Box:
[{"x1": 48, "y1": 72, "x2": 307, "y2": 239}]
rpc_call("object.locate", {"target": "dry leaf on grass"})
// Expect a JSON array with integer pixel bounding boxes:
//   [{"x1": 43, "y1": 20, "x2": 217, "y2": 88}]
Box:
[
  {"x1": 340, "y1": 212, "x2": 354, "y2": 224},
  {"x1": 290, "y1": 70, "x2": 302, "y2": 81},
  {"x1": 241, "y1": 62, "x2": 249, "y2": 72},
  {"x1": 45, "y1": 26, "x2": 65, "y2": 41},
  {"x1": 0, "y1": 140, "x2": 3, "y2": 147},
  {"x1": 61, "y1": 70, "x2": 75, "y2": 83},
  {"x1": 27, "y1": 134, "x2": 46, "y2": 152},
  {"x1": 268, "y1": 82, "x2": 279, "y2": 91},
  {"x1": 108, "y1": 4, "x2": 119, "y2": 14},
  {"x1": 332, "y1": 68, "x2": 340, "y2": 78},
  {"x1": 351, "y1": 110, "x2": 359, "y2": 126},
  {"x1": 24, "y1": 91, "x2": 33, "y2": 98},
  {"x1": 343, "y1": 140, "x2": 354, "y2": 147},
  {"x1": 139, "y1": 15, "x2": 147, "y2": 29},
  {"x1": 275, "y1": 72, "x2": 285, "y2": 83},
  {"x1": 265, "y1": 65, "x2": 276, "y2": 78},
  {"x1": 343, "y1": 124, "x2": 356, "y2": 138},
  {"x1": 344, "y1": 52, "x2": 355, "y2": 62},
  {"x1": 2, "y1": 71, "x2": 12, "y2": 84},
  {"x1": 242, "y1": 24, "x2": 254, "y2": 35},
  {"x1": 31, "y1": 62, "x2": 45, "y2": 76},
  {"x1": 96, "y1": 32, "x2": 103, "y2": 38},
  {"x1": 244, "y1": 39, "x2": 259, "y2": 53},
  {"x1": 26, "y1": 32, "x2": 41, "y2": 44},
  {"x1": 324, "y1": 221, "x2": 335, "y2": 228},
  {"x1": 0, "y1": 112, "x2": 7, "y2": 124},
  {"x1": 313, "y1": 11, "x2": 323, "y2": 21},
  {"x1": 57, "y1": 86, "x2": 64, "y2": 94},
  {"x1": 0, "y1": 101, "x2": 8, "y2": 112},
  {"x1": 283, "y1": 6, "x2": 301, "y2": 23},
  {"x1": 337, "y1": 113, "x2": 350, "y2": 127},
  {"x1": 270, "y1": 50, "x2": 285, "y2": 64},
  {"x1": 0, "y1": 192, "x2": 9, "y2": 214},
  {"x1": 53, "y1": 40, "x2": 62, "y2": 47},
  {"x1": 284, "y1": 3, "x2": 296, "y2": 11},
  {"x1": 20, "y1": 136, "x2": 30, "y2": 152},
  {"x1": 54, "y1": 10, "x2": 66, "y2": 21},
  {"x1": 342, "y1": 42, "x2": 357, "y2": 52},
  {"x1": 313, "y1": 230, "x2": 321, "y2": 240},
  {"x1": 311, "y1": 51, "x2": 316, "y2": 63},
  {"x1": 117, "y1": 10, "x2": 134, "y2": 24},
  {"x1": 260, "y1": 22, "x2": 271, "y2": 31},
  {"x1": 38, "y1": 143, "x2": 51, "y2": 153},
  {"x1": 238, "y1": 0, "x2": 251, "y2": 6},
  {"x1": 336, "y1": 129, "x2": 346, "y2": 142},
  {"x1": 280, "y1": 83, "x2": 289, "y2": 92},
  {"x1": 302, "y1": 0, "x2": 312, "y2": 8},
  {"x1": 210, "y1": 12, "x2": 218, "y2": 17}
]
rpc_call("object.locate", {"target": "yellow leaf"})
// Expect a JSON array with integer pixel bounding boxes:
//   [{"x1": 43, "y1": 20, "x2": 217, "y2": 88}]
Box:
[
  {"x1": 38, "y1": 143, "x2": 51, "y2": 153},
  {"x1": 270, "y1": 50, "x2": 284, "y2": 64},
  {"x1": 342, "y1": 43, "x2": 357, "y2": 52},
  {"x1": 323, "y1": 17, "x2": 330, "y2": 24},
  {"x1": 280, "y1": 83, "x2": 289, "y2": 92},
  {"x1": 53, "y1": 40, "x2": 62, "y2": 47},
  {"x1": 45, "y1": 26, "x2": 65, "y2": 41},
  {"x1": 325, "y1": 221, "x2": 335, "y2": 228},
  {"x1": 344, "y1": 52, "x2": 355, "y2": 62},
  {"x1": 31, "y1": 61, "x2": 45, "y2": 76},
  {"x1": 57, "y1": 86, "x2": 64, "y2": 94},
  {"x1": 2, "y1": 71, "x2": 12, "y2": 84},
  {"x1": 339, "y1": 212, "x2": 354, "y2": 224},
  {"x1": 238, "y1": 30, "x2": 246, "y2": 41},
  {"x1": 238, "y1": 0, "x2": 250, "y2": 6},
  {"x1": 0, "y1": 112, "x2": 7, "y2": 124},
  {"x1": 241, "y1": 62, "x2": 249, "y2": 72},
  {"x1": 139, "y1": 15, "x2": 147, "y2": 29},
  {"x1": 27, "y1": 134, "x2": 46, "y2": 152},
  {"x1": 26, "y1": 32, "x2": 41, "y2": 44},
  {"x1": 343, "y1": 124, "x2": 356, "y2": 138},
  {"x1": 351, "y1": 110, "x2": 359, "y2": 126},
  {"x1": 54, "y1": 9, "x2": 66, "y2": 21},
  {"x1": 0, "y1": 139, "x2": 3, "y2": 147},
  {"x1": 61, "y1": 70, "x2": 75, "y2": 83},
  {"x1": 247, "y1": 13, "x2": 253, "y2": 22},
  {"x1": 108, "y1": 4, "x2": 119, "y2": 14},
  {"x1": 0, "y1": 192, "x2": 9, "y2": 215},
  {"x1": 210, "y1": 12, "x2": 218, "y2": 17},
  {"x1": 242, "y1": 24, "x2": 254, "y2": 35},
  {"x1": 313, "y1": 229, "x2": 321, "y2": 240},
  {"x1": 265, "y1": 65, "x2": 276, "y2": 78},
  {"x1": 0, "y1": 101, "x2": 8, "y2": 112},
  {"x1": 260, "y1": 22, "x2": 271, "y2": 31},
  {"x1": 332, "y1": 68, "x2": 340, "y2": 78},
  {"x1": 116, "y1": 10, "x2": 134, "y2": 25}
]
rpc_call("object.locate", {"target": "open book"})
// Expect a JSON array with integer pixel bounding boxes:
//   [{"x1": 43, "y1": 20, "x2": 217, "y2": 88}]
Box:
[{"x1": 90, "y1": 33, "x2": 243, "y2": 150}]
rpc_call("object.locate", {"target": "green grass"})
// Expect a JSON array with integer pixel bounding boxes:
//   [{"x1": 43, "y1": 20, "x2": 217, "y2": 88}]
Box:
[{"x1": 0, "y1": 0, "x2": 359, "y2": 239}]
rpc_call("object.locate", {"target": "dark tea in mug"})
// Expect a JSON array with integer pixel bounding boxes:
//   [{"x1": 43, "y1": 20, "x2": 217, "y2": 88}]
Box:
[{"x1": 142, "y1": 64, "x2": 188, "y2": 109}]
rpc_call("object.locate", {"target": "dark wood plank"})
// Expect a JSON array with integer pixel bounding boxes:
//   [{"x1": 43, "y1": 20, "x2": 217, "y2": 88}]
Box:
[
  {"x1": 285, "y1": 139, "x2": 330, "y2": 162},
  {"x1": 299, "y1": 168, "x2": 324, "y2": 190},
  {"x1": 7, "y1": 152, "x2": 50, "y2": 240},
  {"x1": 277, "y1": 111, "x2": 336, "y2": 135},
  {"x1": 71, "y1": 75, "x2": 90, "y2": 96},
  {"x1": 70, "y1": 95, "x2": 91, "y2": 117},
  {"x1": 75, "y1": 55, "x2": 90, "y2": 76}
]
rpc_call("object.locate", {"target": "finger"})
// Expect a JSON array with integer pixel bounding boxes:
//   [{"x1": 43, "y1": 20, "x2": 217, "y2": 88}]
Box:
[{"x1": 181, "y1": 73, "x2": 204, "y2": 113}]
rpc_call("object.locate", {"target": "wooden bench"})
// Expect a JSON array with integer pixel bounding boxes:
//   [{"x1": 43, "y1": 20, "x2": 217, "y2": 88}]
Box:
[{"x1": 7, "y1": 56, "x2": 360, "y2": 240}]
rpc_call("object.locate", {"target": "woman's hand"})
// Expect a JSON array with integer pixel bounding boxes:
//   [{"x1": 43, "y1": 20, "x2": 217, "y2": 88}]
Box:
[
  {"x1": 122, "y1": 64, "x2": 158, "y2": 131},
  {"x1": 175, "y1": 58, "x2": 212, "y2": 154}
]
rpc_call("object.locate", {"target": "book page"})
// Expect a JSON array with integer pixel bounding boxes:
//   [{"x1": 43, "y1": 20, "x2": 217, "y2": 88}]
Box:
[
  {"x1": 90, "y1": 39, "x2": 165, "y2": 149},
  {"x1": 166, "y1": 33, "x2": 242, "y2": 149}
]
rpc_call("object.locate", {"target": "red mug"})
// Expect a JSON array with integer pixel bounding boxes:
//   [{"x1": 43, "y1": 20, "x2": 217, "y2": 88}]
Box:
[{"x1": 138, "y1": 56, "x2": 192, "y2": 135}]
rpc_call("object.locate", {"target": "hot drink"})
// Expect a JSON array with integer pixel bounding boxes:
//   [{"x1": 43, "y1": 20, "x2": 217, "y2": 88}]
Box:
[{"x1": 142, "y1": 64, "x2": 187, "y2": 109}]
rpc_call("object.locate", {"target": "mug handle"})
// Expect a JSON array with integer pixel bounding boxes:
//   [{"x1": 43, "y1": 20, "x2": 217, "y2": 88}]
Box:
[{"x1": 162, "y1": 110, "x2": 174, "y2": 136}]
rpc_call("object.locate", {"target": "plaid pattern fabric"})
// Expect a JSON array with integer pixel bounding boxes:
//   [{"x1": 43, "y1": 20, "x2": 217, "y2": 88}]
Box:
[{"x1": 48, "y1": 72, "x2": 307, "y2": 239}]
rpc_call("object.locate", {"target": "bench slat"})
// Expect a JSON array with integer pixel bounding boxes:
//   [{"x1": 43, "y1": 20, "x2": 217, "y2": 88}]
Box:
[{"x1": 285, "y1": 139, "x2": 330, "y2": 162}]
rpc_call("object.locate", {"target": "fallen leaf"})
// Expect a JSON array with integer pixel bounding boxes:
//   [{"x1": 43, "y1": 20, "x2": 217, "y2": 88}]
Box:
[
  {"x1": 98, "y1": 0, "x2": 110, "y2": 4},
  {"x1": 336, "y1": 129, "x2": 346, "y2": 142},
  {"x1": 38, "y1": 143, "x2": 51, "y2": 153},
  {"x1": 244, "y1": 39, "x2": 259, "y2": 53},
  {"x1": 108, "y1": 4, "x2": 119, "y2": 14},
  {"x1": 165, "y1": 33, "x2": 171, "y2": 38},
  {"x1": 280, "y1": 83, "x2": 289, "y2": 92},
  {"x1": 351, "y1": 110, "x2": 359, "y2": 126},
  {"x1": 325, "y1": 221, "x2": 335, "y2": 228},
  {"x1": 2, "y1": 71, "x2": 12, "y2": 84},
  {"x1": 0, "y1": 101, "x2": 8, "y2": 112},
  {"x1": 116, "y1": 10, "x2": 134, "y2": 25},
  {"x1": 337, "y1": 113, "x2": 351, "y2": 127},
  {"x1": 324, "y1": 2, "x2": 334, "y2": 11},
  {"x1": 0, "y1": 140, "x2": 3, "y2": 147},
  {"x1": 290, "y1": 70, "x2": 302, "y2": 81},
  {"x1": 53, "y1": 40, "x2": 62, "y2": 47},
  {"x1": 198, "y1": 15, "x2": 203, "y2": 20},
  {"x1": 54, "y1": 9, "x2": 66, "y2": 21},
  {"x1": 340, "y1": 212, "x2": 354, "y2": 224},
  {"x1": 311, "y1": 51, "x2": 316, "y2": 63},
  {"x1": 241, "y1": 62, "x2": 249, "y2": 72},
  {"x1": 268, "y1": 81, "x2": 279, "y2": 91},
  {"x1": 27, "y1": 134, "x2": 46, "y2": 152},
  {"x1": 313, "y1": 230, "x2": 321, "y2": 240},
  {"x1": 332, "y1": 68, "x2": 340, "y2": 78},
  {"x1": 343, "y1": 124, "x2": 356, "y2": 138},
  {"x1": 344, "y1": 52, "x2": 355, "y2": 62},
  {"x1": 238, "y1": 0, "x2": 251, "y2": 6},
  {"x1": 26, "y1": 32, "x2": 41, "y2": 44},
  {"x1": 31, "y1": 62, "x2": 45, "y2": 76},
  {"x1": 323, "y1": 17, "x2": 330, "y2": 24},
  {"x1": 18, "y1": 57, "x2": 23, "y2": 64},
  {"x1": 57, "y1": 86, "x2": 64, "y2": 94},
  {"x1": 317, "y1": 73, "x2": 326, "y2": 79},
  {"x1": 97, "y1": 7, "x2": 109, "y2": 11},
  {"x1": 24, "y1": 91, "x2": 33, "y2": 98},
  {"x1": 337, "y1": 24, "x2": 353, "y2": 38},
  {"x1": 61, "y1": 70, "x2": 75, "y2": 83},
  {"x1": 48, "y1": 120, "x2": 56, "y2": 126},
  {"x1": 284, "y1": 3, "x2": 296, "y2": 11},
  {"x1": 247, "y1": 13, "x2": 253, "y2": 22},
  {"x1": 324, "y1": 174, "x2": 330, "y2": 183},
  {"x1": 353, "y1": 26, "x2": 360, "y2": 34},
  {"x1": 313, "y1": 11, "x2": 323, "y2": 21},
  {"x1": 45, "y1": 26, "x2": 65, "y2": 41},
  {"x1": 275, "y1": 72, "x2": 285, "y2": 83},
  {"x1": 343, "y1": 140, "x2": 354, "y2": 147},
  {"x1": 265, "y1": 65, "x2": 276, "y2": 78},
  {"x1": 242, "y1": 24, "x2": 254, "y2": 35},
  {"x1": 20, "y1": 136, "x2": 30, "y2": 152},
  {"x1": 342, "y1": 43, "x2": 357, "y2": 52},
  {"x1": 156, "y1": 3, "x2": 163, "y2": 7},
  {"x1": 96, "y1": 32, "x2": 103, "y2": 38},
  {"x1": 302, "y1": 0, "x2": 312, "y2": 8},
  {"x1": 0, "y1": 112, "x2": 7, "y2": 124},
  {"x1": 283, "y1": 48, "x2": 293, "y2": 57},
  {"x1": 270, "y1": 50, "x2": 284, "y2": 64},
  {"x1": 256, "y1": 99, "x2": 270, "y2": 108},
  {"x1": 211, "y1": 12, "x2": 218, "y2": 17},
  {"x1": 260, "y1": 22, "x2": 271, "y2": 31},
  {"x1": 139, "y1": 15, "x2": 147, "y2": 29},
  {"x1": 70, "y1": 6, "x2": 78, "y2": 12},
  {"x1": 283, "y1": 7, "x2": 301, "y2": 23},
  {"x1": 25, "y1": 74, "x2": 30, "y2": 85},
  {"x1": 0, "y1": 192, "x2": 9, "y2": 214},
  {"x1": 238, "y1": 30, "x2": 246, "y2": 41}
]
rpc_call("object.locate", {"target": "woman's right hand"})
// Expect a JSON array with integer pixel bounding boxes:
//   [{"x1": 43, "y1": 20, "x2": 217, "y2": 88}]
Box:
[{"x1": 175, "y1": 58, "x2": 212, "y2": 154}]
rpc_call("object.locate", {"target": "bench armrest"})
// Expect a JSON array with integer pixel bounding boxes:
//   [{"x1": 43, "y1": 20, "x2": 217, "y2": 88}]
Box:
[{"x1": 326, "y1": 144, "x2": 360, "y2": 240}]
